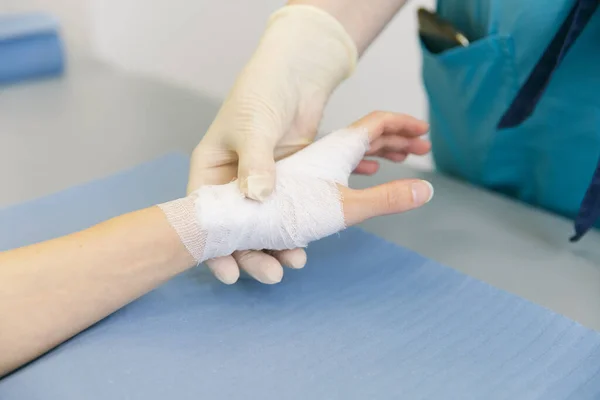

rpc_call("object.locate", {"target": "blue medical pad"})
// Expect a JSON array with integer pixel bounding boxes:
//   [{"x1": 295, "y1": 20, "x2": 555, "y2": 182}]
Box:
[
  {"x1": 0, "y1": 154, "x2": 599, "y2": 399},
  {"x1": 0, "y1": 12, "x2": 65, "y2": 85}
]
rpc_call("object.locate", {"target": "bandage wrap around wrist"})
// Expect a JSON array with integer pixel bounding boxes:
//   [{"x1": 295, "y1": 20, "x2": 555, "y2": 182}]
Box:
[{"x1": 160, "y1": 129, "x2": 370, "y2": 263}]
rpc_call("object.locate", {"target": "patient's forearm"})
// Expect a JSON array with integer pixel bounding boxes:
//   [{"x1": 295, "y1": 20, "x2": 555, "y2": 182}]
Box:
[
  {"x1": 288, "y1": 0, "x2": 409, "y2": 55},
  {"x1": 0, "y1": 206, "x2": 194, "y2": 377}
]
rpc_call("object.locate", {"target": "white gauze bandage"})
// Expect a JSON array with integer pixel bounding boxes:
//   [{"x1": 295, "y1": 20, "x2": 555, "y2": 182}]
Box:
[{"x1": 160, "y1": 128, "x2": 370, "y2": 263}]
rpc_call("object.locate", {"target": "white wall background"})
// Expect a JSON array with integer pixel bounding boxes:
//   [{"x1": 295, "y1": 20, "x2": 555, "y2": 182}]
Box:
[{"x1": 2, "y1": 0, "x2": 435, "y2": 169}]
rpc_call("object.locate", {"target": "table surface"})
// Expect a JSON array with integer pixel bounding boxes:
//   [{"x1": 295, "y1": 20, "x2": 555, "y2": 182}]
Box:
[{"x1": 1, "y1": 59, "x2": 599, "y2": 331}]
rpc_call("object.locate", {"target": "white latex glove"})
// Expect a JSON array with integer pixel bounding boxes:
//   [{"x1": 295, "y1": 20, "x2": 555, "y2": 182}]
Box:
[
  {"x1": 189, "y1": 5, "x2": 357, "y2": 195},
  {"x1": 188, "y1": 5, "x2": 358, "y2": 284}
]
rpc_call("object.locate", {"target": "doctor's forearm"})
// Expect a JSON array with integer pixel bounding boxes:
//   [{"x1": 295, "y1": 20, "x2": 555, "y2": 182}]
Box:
[{"x1": 288, "y1": 0, "x2": 409, "y2": 55}]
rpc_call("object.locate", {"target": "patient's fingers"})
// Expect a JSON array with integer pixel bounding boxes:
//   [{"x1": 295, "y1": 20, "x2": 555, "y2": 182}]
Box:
[
  {"x1": 381, "y1": 152, "x2": 408, "y2": 163},
  {"x1": 353, "y1": 160, "x2": 380, "y2": 175},
  {"x1": 408, "y1": 138, "x2": 432, "y2": 155},
  {"x1": 233, "y1": 250, "x2": 284, "y2": 284},
  {"x1": 341, "y1": 179, "x2": 434, "y2": 226},
  {"x1": 367, "y1": 136, "x2": 431, "y2": 157},
  {"x1": 206, "y1": 255, "x2": 240, "y2": 285},
  {"x1": 349, "y1": 111, "x2": 430, "y2": 141},
  {"x1": 367, "y1": 136, "x2": 410, "y2": 155}
]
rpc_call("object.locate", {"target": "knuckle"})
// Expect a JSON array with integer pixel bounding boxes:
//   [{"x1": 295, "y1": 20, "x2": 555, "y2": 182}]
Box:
[
  {"x1": 369, "y1": 110, "x2": 388, "y2": 124},
  {"x1": 371, "y1": 110, "x2": 386, "y2": 118},
  {"x1": 369, "y1": 110, "x2": 393, "y2": 134}
]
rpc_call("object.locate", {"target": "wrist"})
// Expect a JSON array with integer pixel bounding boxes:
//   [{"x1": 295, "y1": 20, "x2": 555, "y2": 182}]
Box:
[
  {"x1": 261, "y1": 5, "x2": 358, "y2": 91},
  {"x1": 287, "y1": 0, "x2": 408, "y2": 55},
  {"x1": 158, "y1": 197, "x2": 206, "y2": 263}
]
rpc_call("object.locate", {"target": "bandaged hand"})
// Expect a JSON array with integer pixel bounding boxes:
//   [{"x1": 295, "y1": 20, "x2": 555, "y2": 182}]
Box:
[{"x1": 162, "y1": 112, "x2": 433, "y2": 284}]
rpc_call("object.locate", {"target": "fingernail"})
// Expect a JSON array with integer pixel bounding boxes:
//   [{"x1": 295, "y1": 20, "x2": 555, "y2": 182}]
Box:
[
  {"x1": 246, "y1": 174, "x2": 273, "y2": 201},
  {"x1": 412, "y1": 180, "x2": 434, "y2": 205}
]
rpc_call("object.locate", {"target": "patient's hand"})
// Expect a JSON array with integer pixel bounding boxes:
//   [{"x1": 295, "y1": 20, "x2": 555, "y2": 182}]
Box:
[
  {"x1": 187, "y1": 110, "x2": 431, "y2": 284},
  {"x1": 161, "y1": 112, "x2": 433, "y2": 283}
]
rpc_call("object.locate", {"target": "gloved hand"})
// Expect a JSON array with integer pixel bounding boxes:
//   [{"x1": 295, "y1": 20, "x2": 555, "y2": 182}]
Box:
[
  {"x1": 188, "y1": 5, "x2": 357, "y2": 195},
  {"x1": 188, "y1": 5, "x2": 357, "y2": 285},
  {"x1": 188, "y1": 6, "x2": 429, "y2": 285},
  {"x1": 163, "y1": 112, "x2": 433, "y2": 283}
]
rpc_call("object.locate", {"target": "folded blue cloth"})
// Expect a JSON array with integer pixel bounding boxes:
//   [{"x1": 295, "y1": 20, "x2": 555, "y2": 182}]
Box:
[
  {"x1": 0, "y1": 154, "x2": 599, "y2": 399},
  {"x1": 0, "y1": 12, "x2": 64, "y2": 85}
]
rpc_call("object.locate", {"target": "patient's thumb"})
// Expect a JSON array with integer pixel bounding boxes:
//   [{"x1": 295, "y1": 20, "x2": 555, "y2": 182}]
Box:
[{"x1": 342, "y1": 180, "x2": 433, "y2": 226}]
